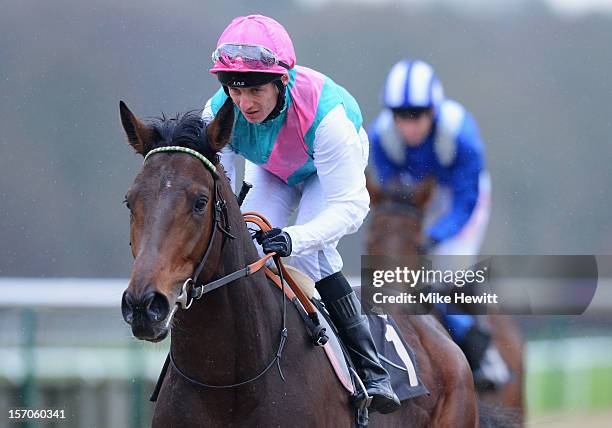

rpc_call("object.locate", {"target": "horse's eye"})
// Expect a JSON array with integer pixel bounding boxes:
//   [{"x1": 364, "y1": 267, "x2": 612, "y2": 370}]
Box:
[
  {"x1": 194, "y1": 195, "x2": 208, "y2": 213},
  {"x1": 123, "y1": 197, "x2": 131, "y2": 210}
]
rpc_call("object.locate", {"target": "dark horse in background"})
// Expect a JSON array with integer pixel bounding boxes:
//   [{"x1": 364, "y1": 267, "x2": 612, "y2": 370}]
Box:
[
  {"x1": 116, "y1": 98, "x2": 507, "y2": 427},
  {"x1": 366, "y1": 177, "x2": 525, "y2": 424}
]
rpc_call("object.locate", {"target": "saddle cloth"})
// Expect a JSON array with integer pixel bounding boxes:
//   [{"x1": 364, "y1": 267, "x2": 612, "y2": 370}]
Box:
[
  {"x1": 272, "y1": 264, "x2": 429, "y2": 402},
  {"x1": 313, "y1": 299, "x2": 430, "y2": 402}
]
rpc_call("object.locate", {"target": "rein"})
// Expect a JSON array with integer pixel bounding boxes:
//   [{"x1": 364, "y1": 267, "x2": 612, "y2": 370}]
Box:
[{"x1": 143, "y1": 145, "x2": 288, "y2": 394}]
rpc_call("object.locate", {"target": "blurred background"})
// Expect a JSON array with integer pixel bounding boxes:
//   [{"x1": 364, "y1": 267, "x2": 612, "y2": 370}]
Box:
[{"x1": 1, "y1": 0, "x2": 611, "y2": 426}]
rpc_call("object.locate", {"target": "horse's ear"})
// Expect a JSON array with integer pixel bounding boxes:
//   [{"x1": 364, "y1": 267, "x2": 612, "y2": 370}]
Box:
[
  {"x1": 119, "y1": 101, "x2": 157, "y2": 156},
  {"x1": 206, "y1": 98, "x2": 234, "y2": 152}
]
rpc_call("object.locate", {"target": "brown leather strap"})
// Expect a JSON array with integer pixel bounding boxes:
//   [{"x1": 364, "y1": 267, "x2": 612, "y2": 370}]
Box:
[
  {"x1": 243, "y1": 211, "x2": 273, "y2": 228},
  {"x1": 243, "y1": 212, "x2": 319, "y2": 316},
  {"x1": 243, "y1": 213, "x2": 272, "y2": 232},
  {"x1": 264, "y1": 267, "x2": 297, "y2": 301},
  {"x1": 247, "y1": 253, "x2": 275, "y2": 274},
  {"x1": 277, "y1": 263, "x2": 318, "y2": 314}
]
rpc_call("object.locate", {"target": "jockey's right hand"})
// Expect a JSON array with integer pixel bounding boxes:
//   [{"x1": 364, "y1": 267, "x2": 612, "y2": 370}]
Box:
[{"x1": 256, "y1": 228, "x2": 293, "y2": 257}]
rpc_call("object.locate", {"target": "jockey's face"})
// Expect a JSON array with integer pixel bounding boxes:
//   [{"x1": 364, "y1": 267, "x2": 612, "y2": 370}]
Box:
[
  {"x1": 228, "y1": 74, "x2": 288, "y2": 124},
  {"x1": 393, "y1": 110, "x2": 433, "y2": 147}
]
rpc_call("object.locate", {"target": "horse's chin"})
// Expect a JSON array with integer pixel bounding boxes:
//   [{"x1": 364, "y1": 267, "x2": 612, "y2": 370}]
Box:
[
  {"x1": 132, "y1": 325, "x2": 169, "y2": 343},
  {"x1": 148, "y1": 328, "x2": 169, "y2": 343},
  {"x1": 130, "y1": 315, "x2": 172, "y2": 342}
]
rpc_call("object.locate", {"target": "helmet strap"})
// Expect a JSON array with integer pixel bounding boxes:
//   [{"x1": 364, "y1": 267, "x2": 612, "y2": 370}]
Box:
[{"x1": 262, "y1": 79, "x2": 287, "y2": 123}]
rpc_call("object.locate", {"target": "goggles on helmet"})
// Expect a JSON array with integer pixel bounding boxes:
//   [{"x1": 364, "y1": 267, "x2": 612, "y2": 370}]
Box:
[
  {"x1": 212, "y1": 43, "x2": 291, "y2": 71},
  {"x1": 391, "y1": 107, "x2": 432, "y2": 120}
]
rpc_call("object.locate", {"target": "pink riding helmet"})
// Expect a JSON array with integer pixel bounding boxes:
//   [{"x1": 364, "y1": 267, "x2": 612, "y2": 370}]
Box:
[{"x1": 210, "y1": 15, "x2": 296, "y2": 75}]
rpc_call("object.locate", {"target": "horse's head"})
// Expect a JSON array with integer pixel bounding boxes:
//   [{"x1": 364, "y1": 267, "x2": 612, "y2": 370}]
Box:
[
  {"x1": 366, "y1": 175, "x2": 436, "y2": 256},
  {"x1": 119, "y1": 100, "x2": 234, "y2": 341}
]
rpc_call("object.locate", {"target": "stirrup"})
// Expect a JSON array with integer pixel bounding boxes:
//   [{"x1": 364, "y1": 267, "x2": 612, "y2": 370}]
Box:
[{"x1": 349, "y1": 367, "x2": 372, "y2": 409}]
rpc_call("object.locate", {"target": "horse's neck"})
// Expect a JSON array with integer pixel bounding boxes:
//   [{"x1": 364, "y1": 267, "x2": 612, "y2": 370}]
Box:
[{"x1": 170, "y1": 178, "x2": 281, "y2": 383}]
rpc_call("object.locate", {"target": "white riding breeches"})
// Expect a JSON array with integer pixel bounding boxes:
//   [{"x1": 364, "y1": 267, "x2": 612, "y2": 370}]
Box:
[{"x1": 241, "y1": 162, "x2": 344, "y2": 283}]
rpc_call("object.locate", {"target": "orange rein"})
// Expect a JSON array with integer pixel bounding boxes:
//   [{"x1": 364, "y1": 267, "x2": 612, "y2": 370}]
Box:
[{"x1": 243, "y1": 212, "x2": 318, "y2": 316}]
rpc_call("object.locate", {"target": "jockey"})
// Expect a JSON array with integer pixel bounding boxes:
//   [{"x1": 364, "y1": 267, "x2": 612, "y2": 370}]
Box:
[
  {"x1": 368, "y1": 59, "x2": 510, "y2": 390},
  {"x1": 202, "y1": 15, "x2": 400, "y2": 413}
]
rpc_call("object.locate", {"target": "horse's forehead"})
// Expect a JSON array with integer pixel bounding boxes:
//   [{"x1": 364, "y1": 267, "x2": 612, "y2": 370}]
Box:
[{"x1": 132, "y1": 157, "x2": 211, "y2": 194}]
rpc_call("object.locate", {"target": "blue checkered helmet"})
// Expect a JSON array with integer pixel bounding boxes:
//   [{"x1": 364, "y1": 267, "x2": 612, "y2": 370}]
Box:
[{"x1": 382, "y1": 60, "x2": 444, "y2": 112}]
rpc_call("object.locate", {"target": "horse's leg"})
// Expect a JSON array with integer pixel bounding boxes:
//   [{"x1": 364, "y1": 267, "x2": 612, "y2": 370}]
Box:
[
  {"x1": 480, "y1": 315, "x2": 524, "y2": 422},
  {"x1": 408, "y1": 315, "x2": 479, "y2": 428}
]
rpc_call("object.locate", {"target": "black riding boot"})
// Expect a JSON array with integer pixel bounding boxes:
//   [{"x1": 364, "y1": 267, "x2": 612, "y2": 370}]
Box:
[
  {"x1": 316, "y1": 273, "x2": 401, "y2": 414},
  {"x1": 462, "y1": 325, "x2": 511, "y2": 391}
]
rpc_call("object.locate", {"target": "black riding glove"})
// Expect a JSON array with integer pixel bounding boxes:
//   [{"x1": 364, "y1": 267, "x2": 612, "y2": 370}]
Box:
[{"x1": 256, "y1": 228, "x2": 292, "y2": 257}]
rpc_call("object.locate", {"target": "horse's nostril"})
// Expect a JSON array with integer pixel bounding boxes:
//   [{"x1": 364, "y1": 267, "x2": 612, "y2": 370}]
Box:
[
  {"x1": 122, "y1": 290, "x2": 169, "y2": 324},
  {"x1": 121, "y1": 290, "x2": 135, "y2": 324},
  {"x1": 146, "y1": 292, "x2": 170, "y2": 322}
]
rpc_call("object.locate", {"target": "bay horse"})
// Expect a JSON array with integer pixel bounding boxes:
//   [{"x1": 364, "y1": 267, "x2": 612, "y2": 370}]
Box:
[
  {"x1": 366, "y1": 177, "x2": 525, "y2": 424},
  {"x1": 118, "y1": 99, "x2": 482, "y2": 427}
]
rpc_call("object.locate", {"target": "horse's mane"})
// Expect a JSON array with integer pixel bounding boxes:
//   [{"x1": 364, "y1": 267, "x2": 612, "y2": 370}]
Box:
[{"x1": 147, "y1": 110, "x2": 219, "y2": 164}]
